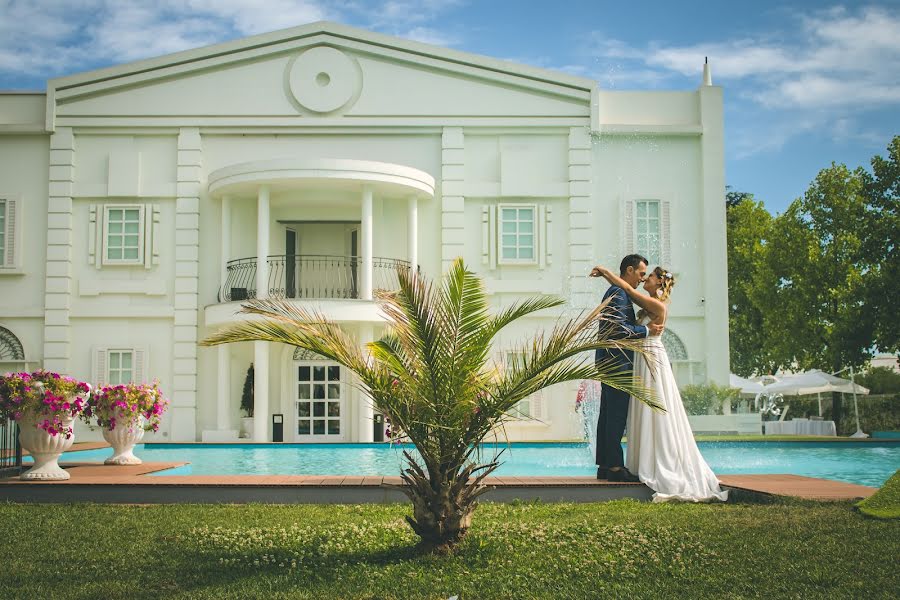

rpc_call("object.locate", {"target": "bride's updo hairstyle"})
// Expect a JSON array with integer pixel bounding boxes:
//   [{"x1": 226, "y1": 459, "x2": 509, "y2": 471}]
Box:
[{"x1": 654, "y1": 266, "x2": 676, "y2": 302}]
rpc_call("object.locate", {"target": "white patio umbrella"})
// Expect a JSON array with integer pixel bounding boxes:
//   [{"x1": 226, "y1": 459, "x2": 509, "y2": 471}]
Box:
[
  {"x1": 762, "y1": 369, "x2": 869, "y2": 437},
  {"x1": 729, "y1": 374, "x2": 766, "y2": 395},
  {"x1": 762, "y1": 370, "x2": 869, "y2": 396}
]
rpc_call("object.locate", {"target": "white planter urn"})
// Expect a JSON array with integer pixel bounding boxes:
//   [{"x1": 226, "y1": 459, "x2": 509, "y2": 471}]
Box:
[
  {"x1": 240, "y1": 416, "x2": 254, "y2": 439},
  {"x1": 102, "y1": 413, "x2": 145, "y2": 465},
  {"x1": 19, "y1": 413, "x2": 75, "y2": 480}
]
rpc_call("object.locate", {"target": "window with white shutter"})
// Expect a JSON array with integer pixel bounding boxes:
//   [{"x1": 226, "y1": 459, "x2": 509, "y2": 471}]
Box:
[
  {"x1": 623, "y1": 198, "x2": 671, "y2": 267},
  {"x1": 482, "y1": 202, "x2": 551, "y2": 269},
  {"x1": 504, "y1": 352, "x2": 545, "y2": 421},
  {"x1": 93, "y1": 347, "x2": 148, "y2": 385},
  {"x1": 103, "y1": 205, "x2": 144, "y2": 265},
  {"x1": 0, "y1": 197, "x2": 20, "y2": 269}
]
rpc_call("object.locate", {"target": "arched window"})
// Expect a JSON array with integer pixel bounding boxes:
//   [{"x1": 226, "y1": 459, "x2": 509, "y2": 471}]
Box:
[
  {"x1": 292, "y1": 347, "x2": 327, "y2": 361},
  {"x1": 0, "y1": 327, "x2": 25, "y2": 361},
  {"x1": 662, "y1": 329, "x2": 688, "y2": 361}
]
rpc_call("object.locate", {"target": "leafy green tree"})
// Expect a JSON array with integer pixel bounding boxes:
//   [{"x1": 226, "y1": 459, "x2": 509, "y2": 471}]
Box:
[
  {"x1": 726, "y1": 194, "x2": 776, "y2": 376},
  {"x1": 856, "y1": 366, "x2": 900, "y2": 395},
  {"x1": 726, "y1": 186, "x2": 754, "y2": 209},
  {"x1": 860, "y1": 135, "x2": 900, "y2": 354},
  {"x1": 761, "y1": 164, "x2": 875, "y2": 433},
  {"x1": 201, "y1": 259, "x2": 660, "y2": 553}
]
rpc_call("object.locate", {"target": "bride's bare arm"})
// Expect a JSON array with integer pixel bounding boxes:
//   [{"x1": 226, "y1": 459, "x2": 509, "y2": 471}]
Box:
[{"x1": 591, "y1": 266, "x2": 667, "y2": 318}]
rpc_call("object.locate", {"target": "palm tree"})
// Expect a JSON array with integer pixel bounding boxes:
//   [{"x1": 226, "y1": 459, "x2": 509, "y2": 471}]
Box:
[{"x1": 201, "y1": 258, "x2": 659, "y2": 553}]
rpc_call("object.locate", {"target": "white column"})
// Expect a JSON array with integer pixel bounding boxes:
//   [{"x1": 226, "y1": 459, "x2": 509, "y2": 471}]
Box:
[
  {"x1": 357, "y1": 324, "x2": 374, "y2": 442},
  {"x1": 253, "y1": 341, "x2": 269, "y2": 442},
  {"x1": 220, "y1": 195, "x2": 231, "y2": 289},
  {"x1": 407, "y1": 195, "x2": 418, "y2": 272},
  {"x1": 699, "y1": 82, "x2": 729, "y2": 384},
  {"x1": 361, "y1": 185, "x2": 373, "y2": 300},
  {"x1": 216, "y1": 346, "x2": 231, "y2": 430},
  {"x1": 256, "y1": 185, "x2": 270, "y2": 300}
]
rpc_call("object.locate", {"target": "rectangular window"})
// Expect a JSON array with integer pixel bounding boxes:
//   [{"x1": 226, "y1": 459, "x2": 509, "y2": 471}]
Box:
[
  {"x1": 107, "y1": 350, "x2": 134, "y2": 385},
  {"x1": 498, "y1": 204, "x2": 536, "y2": 264},
  {"x1": 635, "y1": 200, "x2": 660, "y2": 265},
  {"x1": 505, "y1": 352, "x2": 541, "y2": 420},
  {"x1": 104, "y1": 205, "x2": 144, "y2": 264},
  {"x1": 0, "y1": 200, "x2": 6, "y2": 266}
]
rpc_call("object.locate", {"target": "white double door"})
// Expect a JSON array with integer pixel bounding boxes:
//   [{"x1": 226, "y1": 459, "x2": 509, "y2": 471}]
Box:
[{"x1": 293, "y1": 361, "x2": 346, "y2": 442}]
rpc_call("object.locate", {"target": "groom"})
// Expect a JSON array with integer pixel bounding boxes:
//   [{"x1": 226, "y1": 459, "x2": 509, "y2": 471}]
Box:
[{"x1": 590, "y1": 254, "x2": 663, "y2": 482}]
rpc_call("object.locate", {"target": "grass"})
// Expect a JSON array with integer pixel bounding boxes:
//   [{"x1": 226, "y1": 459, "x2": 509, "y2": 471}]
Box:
[
  {"x1": 857, "y1": 470, "x2": 900, "y2": 519},
  {"x1": 1, "y1": 499, "x2": 897, "y2": 599}
]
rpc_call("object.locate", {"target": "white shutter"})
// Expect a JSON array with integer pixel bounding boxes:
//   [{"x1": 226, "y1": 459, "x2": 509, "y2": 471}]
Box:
[
  {"x1": 89, "y1": 204, "x2": 98, "y2": 267},
  {"x1": 133, "y1": 347, "x2": 147, "y2": 383},
  {"x1": 93, "y1": 348, "x2": 108, "y2": 386},
  {"x1": 488, "y1": 205, "x2": 497, "y2": 269},
  {"x1": 661, "y1": 199, "x2": 671, "y2": 267},
  {"x1": 151, "y1": 204, "x2": 161, "y2": 266},
  {"x1": 481, "y1": 205, "x2": 490, "y2": 265},
  {"x1": 621, "y1": 199, "x2": 634, "y2": 256},
  {"x1": 530, "y1": 390, "x2": 545, "y2": 421},
  {"x1": 144, "y1": 205, "x2": 153, "y2": 269},
  {"x1": 545, "y1": 206, "x2": 553, "y2": 266},
  {"x1": 538, "y1": 206, "x2": 547, "y2": 269},
  {"x1": 3, "y1": 198, "x2": 17, "y2": 268}
]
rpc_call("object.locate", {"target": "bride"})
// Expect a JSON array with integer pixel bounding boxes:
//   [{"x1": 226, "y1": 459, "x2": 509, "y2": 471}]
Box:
[{"x1": 594, "y1": 265, "x2": 728, "y2": 503}]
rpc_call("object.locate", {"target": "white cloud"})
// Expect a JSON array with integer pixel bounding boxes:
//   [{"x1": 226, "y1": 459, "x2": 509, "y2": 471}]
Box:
[
  {"x1": 0, "y1": 0, "x2": 463, "y2": 86},
  {"x1": 399, "y1": 26, "x2": 460, "y2": 47},
  {"x1": 585, "y1": 5, "x2": 900, "y2": 159}
]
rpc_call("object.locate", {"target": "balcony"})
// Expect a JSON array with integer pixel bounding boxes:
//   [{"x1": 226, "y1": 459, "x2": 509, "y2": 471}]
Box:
[{"x1": 218, "y1": 255, "x2": 411, "y2": 302}]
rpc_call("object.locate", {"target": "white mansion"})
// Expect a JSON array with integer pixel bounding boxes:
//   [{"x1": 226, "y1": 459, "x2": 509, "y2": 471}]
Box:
[{"x1": 0, "y1": 22, "x2": 729, "y2": 443}]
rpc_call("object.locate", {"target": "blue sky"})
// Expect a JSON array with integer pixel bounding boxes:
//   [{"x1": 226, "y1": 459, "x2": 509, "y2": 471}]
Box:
[{"x1": 1, "y1": 0, "x2": 897, "y2": 214}]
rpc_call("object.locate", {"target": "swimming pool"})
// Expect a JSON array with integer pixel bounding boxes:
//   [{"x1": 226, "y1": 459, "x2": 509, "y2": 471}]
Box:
[{"x1": 36, "y1": 441, "x2": 900, "y2": 487}]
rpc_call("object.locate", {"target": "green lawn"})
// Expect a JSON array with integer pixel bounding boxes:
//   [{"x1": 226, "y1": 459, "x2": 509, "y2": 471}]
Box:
[
  {"x1": 858, "y1": 470, "x2": 900, "y2": 519},
  {"x1": 1, "y1": 499, "x2": 897, "y2": 599}
]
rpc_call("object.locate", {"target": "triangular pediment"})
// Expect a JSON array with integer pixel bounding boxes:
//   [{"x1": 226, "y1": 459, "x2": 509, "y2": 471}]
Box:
[{"x1": 49, "y1": 22, "x2": 594, "y2": 125}]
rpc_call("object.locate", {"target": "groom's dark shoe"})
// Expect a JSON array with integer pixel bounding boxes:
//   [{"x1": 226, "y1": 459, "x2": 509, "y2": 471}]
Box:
[
  {"x1": 596, "y1": 467, "x2": 608, "y2": 480},
  {"x1": 607, "y1": 468, "x2": 640, "y2": 483}
]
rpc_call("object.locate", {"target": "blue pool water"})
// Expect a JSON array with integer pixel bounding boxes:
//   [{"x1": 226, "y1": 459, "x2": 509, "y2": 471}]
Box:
[{"x1": 35, "y1": 441, "x2": 900, "y2": 487}]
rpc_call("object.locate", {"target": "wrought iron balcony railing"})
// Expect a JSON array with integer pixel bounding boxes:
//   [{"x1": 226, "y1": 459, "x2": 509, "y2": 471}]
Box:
[{"x1": 218, "y1": 255, "x2": 411, "y2": 302}]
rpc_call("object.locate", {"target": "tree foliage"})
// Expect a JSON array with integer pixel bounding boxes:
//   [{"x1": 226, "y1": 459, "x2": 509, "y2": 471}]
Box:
[
  {"x1": 725, "y1": 136, "x2": 899, "y2": 433},
  {"x1": 726, "y1": 195, "x2": 775, "y2": 376}
]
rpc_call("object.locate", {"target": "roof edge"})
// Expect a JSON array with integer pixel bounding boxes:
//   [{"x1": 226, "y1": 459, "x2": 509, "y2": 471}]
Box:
[{"x1": 47, "y1": 21, "x2": 597, "y2": 94}]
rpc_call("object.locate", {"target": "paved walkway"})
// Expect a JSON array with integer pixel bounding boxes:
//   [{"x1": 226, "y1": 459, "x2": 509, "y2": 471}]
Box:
[{"x1": 0, "y1": 459, "x2": 877, "y2": 504}]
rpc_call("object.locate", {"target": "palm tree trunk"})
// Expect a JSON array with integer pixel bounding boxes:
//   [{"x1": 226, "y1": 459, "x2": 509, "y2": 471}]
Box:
[{"x1": 390, "y1": 452, "x2": 497, "y2": 553}]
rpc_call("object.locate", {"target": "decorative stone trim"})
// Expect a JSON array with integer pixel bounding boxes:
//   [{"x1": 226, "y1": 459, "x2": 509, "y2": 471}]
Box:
[
  {"x1": 567, "y1": 127, "x2": 594, "y2": 310},
  {"x1": 441, "y1": 127, "x2": 465, "y2": 271},
  {"x1": 42, "y1": 127, "x2": 75, "y2": 373},
  {"x1": 171, "y1": 127, "x2": 201, "y2": 441}
]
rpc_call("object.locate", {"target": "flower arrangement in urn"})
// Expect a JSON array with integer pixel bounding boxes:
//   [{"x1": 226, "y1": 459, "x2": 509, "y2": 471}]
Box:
[
  {"x1": 0, "y1": 370, "x2": 91, "y2": 480},
  {"x1": 85, "y1": 382, "x2": 169, "y2": 465}
]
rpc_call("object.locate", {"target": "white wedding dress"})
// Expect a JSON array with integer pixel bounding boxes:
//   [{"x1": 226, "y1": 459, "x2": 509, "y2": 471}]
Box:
[{"x1": 626, "y1": 319, "x2": 728, "y2": 503}]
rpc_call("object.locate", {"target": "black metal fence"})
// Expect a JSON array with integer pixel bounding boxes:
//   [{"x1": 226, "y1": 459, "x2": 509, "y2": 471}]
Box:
[
  {"x1": 0, "y1": 417, "x2": 21, "y2": 476},
  {"x1": 218, "y1": 255, "x2": 411, "y2": 302}
]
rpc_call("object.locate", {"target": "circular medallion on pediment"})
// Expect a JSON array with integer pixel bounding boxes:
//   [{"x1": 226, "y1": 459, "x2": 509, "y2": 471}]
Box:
[{"x1": 287, "y1": 46, "x2": 361, "y2": 114}]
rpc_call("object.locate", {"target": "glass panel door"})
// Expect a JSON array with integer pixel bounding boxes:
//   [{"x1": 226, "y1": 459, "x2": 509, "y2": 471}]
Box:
[{"x1": 295, "y1": 362, "x2": 344, "y2": 441}]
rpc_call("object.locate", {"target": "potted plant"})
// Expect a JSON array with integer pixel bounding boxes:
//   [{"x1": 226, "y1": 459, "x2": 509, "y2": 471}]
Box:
[
  {"x1": 85, "y1": 382, "x2": 169, "y2": 465},
  {"x1": 240, "y1": 364, "x2": 254, "y2": 438},
  {"x1": 0, "y1": 370, "x2": 91, "y2": 480}
]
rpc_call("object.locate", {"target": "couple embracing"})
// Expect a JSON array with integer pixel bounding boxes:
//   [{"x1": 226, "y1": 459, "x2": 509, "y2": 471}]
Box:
[{"x1": 591, "y1": 254, "x2": 727, "y2": 503}]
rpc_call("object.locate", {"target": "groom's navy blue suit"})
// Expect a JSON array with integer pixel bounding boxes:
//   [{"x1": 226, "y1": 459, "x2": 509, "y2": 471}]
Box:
[{"x1": 595, "y1": 285, "x2": 649, "y2": 470}]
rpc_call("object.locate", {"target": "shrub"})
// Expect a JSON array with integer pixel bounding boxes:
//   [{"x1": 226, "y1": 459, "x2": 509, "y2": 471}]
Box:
[
  {"x1": 241, "y1": 364, "x2": 254, "y2": 417},
  {"x1": 679, "y1": 383, "x2": 741, "y2": 416}
]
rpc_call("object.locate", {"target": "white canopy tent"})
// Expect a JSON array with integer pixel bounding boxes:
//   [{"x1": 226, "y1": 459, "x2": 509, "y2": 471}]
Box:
[{"x1": 761, "y1": 369, "x2": 870, "y2": 437}]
